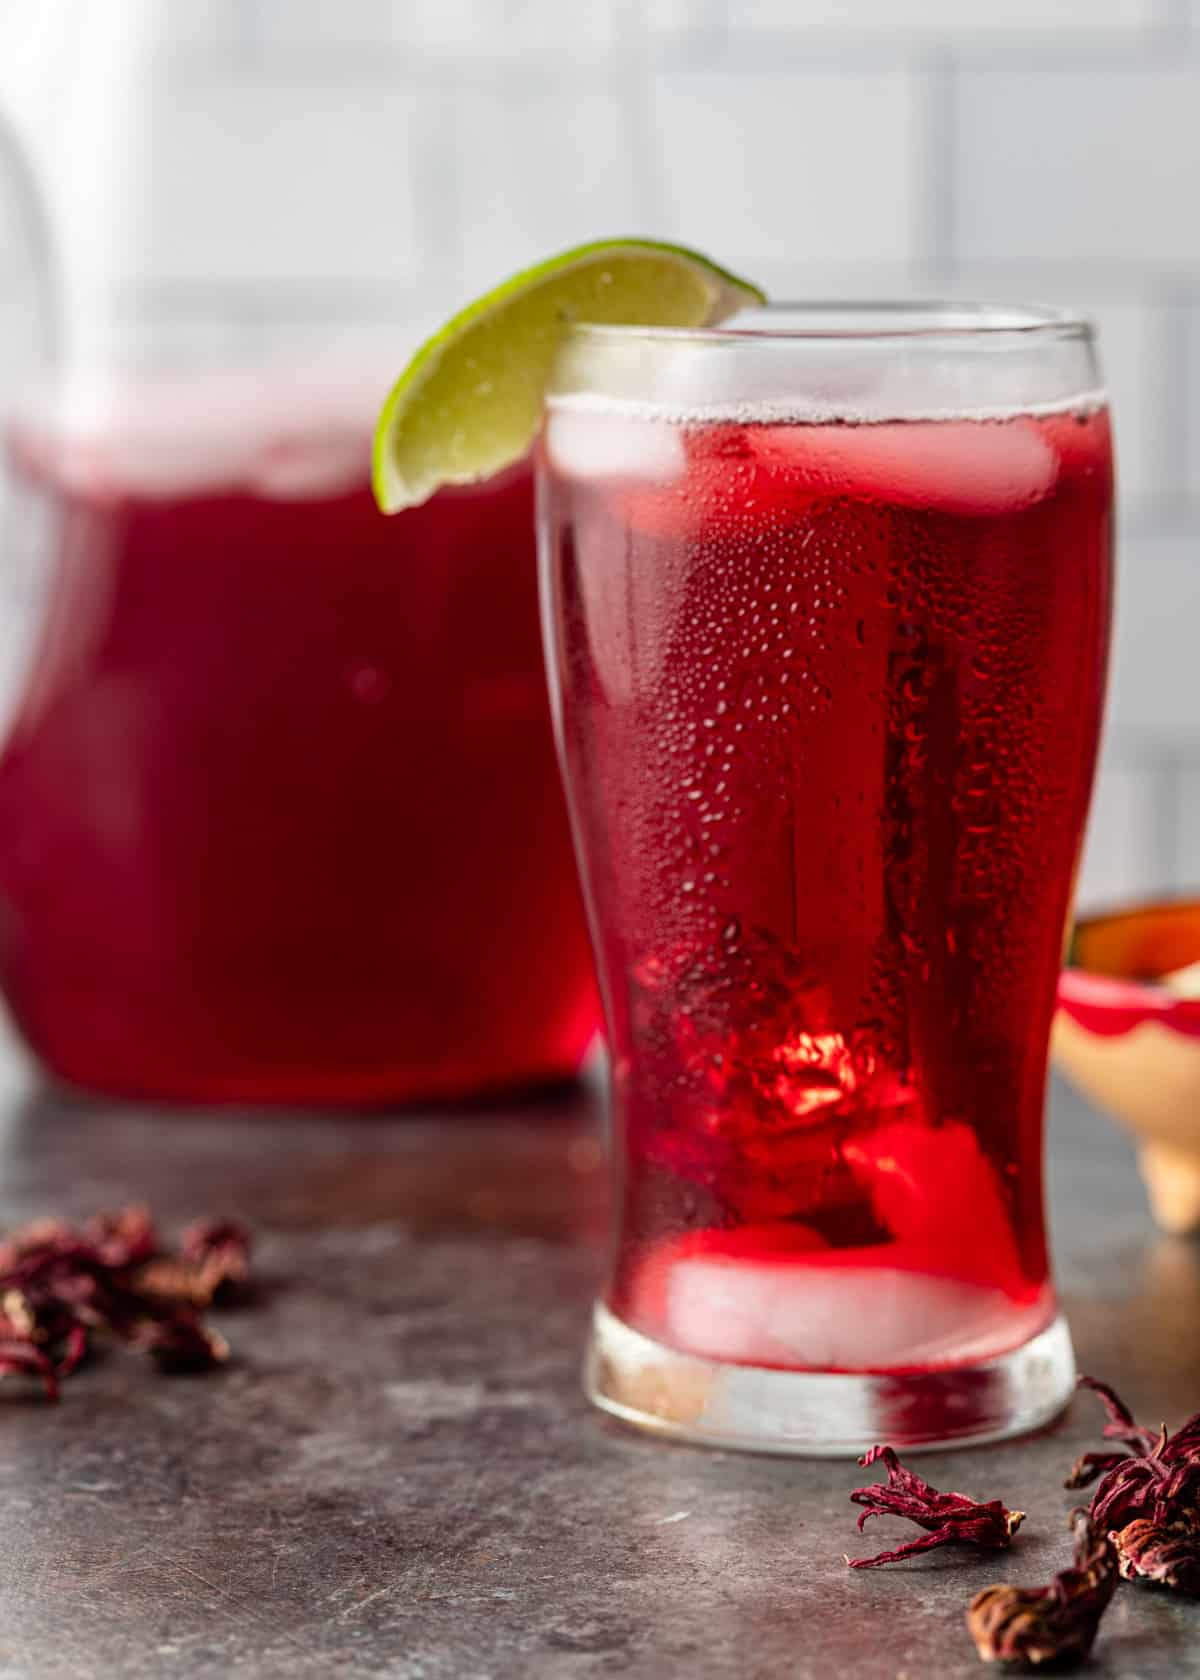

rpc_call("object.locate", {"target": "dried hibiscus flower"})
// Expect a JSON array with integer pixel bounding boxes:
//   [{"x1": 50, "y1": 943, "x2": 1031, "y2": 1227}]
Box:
[
  {"x1": 1110, "y1": 1517, "x2": 1200, "y2": 1595},
  {"x1": 135, "y1": 1217, "x2": 252, "y2": 1310},
  {"x1": 0, "y1": 1207, "x2": 251, "y2": 1399},
  {"x1": 1067, "y1": 1375, "x2": 1200, "y2": 1537},
  {"x1": 847, "y1": 1444, "x2": 1025, "y2": 1569},
  {"x1": 967, "y1": 1509, "x2": 1117, "y2": 1669}
]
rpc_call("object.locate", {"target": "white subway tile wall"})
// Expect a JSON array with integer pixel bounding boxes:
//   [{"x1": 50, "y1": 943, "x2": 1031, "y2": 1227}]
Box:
[
  {"x1": 1109, "y1": 535, "x2": 1200, "y2": 745},
  {"x1": 954, "y1": 71, "x2": 1200, "y2": 270},
  {"x1": 651, "y1": 71, "x2": 924, "y2": 267},
  {"x1": 452, "y1": 89, "x2": 644, "y2": 290},
  {"x1": 134, "y1": 81, "x2": 440, "y2": 291},
  {"x1": 648, "y1": 1, "x2": 719, "y2": 45},
  {"x1": 1075, "y1": 757, "x2": 1167, "y2": 909},
  {"x1": 0, "y1": 0, "x2": 1197, "y2": 908}
]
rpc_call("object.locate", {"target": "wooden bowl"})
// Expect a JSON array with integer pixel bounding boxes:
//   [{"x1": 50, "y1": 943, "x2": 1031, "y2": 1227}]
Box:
[{"x1": 1054, "y1": 900, "x2": 1200, "y2": 1234}]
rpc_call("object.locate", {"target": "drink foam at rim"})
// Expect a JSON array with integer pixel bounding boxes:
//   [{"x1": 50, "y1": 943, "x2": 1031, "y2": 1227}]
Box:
[
  {"x1": 545, "y1": 390, "x2": 1109, "y2": 518},
  {"x1": 547, "y1": 317, "x2": 1105, "y2": 434},
  {"x1": 546, "y1": 385, "x2": 1109, "y2": 430},
  {"x1": 6, "y1": 361, "x2": 389, "y2": 502}
]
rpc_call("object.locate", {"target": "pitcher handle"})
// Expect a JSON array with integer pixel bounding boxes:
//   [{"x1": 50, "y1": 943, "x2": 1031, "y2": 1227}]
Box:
[{"x1": 0, "y1": 103, "x2": 58, "y2": 373}]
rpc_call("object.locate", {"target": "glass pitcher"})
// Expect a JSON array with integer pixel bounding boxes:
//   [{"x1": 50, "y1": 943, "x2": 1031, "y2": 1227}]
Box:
[{"x1": 0, "y1": 2, "x2": 598, "y2": 1104}]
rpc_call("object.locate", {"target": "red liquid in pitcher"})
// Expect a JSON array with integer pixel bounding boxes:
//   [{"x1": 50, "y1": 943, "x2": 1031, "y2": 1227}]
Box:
[
  {"x1": 0, "y1": 373, "x2": 597, "y2": 1102},
  {"x1": 541, "y1": 400, "x2": 1111, "y2": 1371}
]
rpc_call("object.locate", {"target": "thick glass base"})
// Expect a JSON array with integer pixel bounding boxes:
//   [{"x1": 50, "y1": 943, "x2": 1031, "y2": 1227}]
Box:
[{"x1": 585, "y1": 1302, "x2": 1076, "y2": 1456}]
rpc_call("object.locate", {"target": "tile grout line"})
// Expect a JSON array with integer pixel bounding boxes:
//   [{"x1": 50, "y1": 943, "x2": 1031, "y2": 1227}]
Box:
[
  {"x1": 1176, "y1": 297, "x2": 1195, "y2": 509},
  {"x1": 417, "y1": 93, "x2": 465, "y2": 308},
  {"x1": 1154, "y1": 0, "x2": 1195, "y2": 49},
  {"x1": 1154, "y1": 753, "x2": 1184, "y2": 891},
  {"x1": 238, "y1": 0, "x2": 267, "y2": 70},
  {"x1": 919, "y1": 50, "x2": 957, "y2": 291},
  {"x1": 656, "y1": 33, "x2": 1189, "y2": 73},
  {"x1": 702, "y1": 0, "x2": 732, "y2": 60},
  {"x1": 1175, "y1": 761, "x2": 1200, "y2": 891},
  {"x1": 615, "y1": 0, "x2": 664, "y2": 233},
  {"x1": 1158, "y1": 286, "x2": 1192, "y2": 506}
]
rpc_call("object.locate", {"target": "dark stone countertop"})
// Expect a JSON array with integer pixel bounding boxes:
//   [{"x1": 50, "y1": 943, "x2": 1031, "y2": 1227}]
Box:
[{"x1": 0, "y1": 1027, "x2": 1197, "y2": 1680}]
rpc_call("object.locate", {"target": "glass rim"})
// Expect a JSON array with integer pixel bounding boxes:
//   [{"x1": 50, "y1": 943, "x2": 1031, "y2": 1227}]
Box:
[{"x1": 568, "y1": 300, "x2": 1093, "y2": 348}]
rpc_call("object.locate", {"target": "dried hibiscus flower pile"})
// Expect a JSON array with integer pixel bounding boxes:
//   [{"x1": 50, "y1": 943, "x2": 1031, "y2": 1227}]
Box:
[
  {"x1": 1066, "y1": 1375, "x2": 1200, "y2": 1595},
  {"x1": 0, "y1": 1207, "x2": 251, "y2": 1398},
  {"x1": 844, "y1": 1374, "x2": 1200, "y2": 1670}
]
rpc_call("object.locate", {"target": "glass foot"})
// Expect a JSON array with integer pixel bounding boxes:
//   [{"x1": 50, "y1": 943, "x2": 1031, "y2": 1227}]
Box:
[{"x1": 585, "y1": 1302, "x2": 1076, "y2": 1456}]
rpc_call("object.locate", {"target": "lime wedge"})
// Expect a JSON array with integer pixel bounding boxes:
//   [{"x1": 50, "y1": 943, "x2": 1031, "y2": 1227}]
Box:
[{"x1": 372, "y1": 239, "x2": 765, "y2": 513}]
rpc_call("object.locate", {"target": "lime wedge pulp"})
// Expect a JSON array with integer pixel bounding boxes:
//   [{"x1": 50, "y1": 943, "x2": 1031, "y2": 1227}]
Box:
[{"x1": 372, "y1": 239, "x2": 766, "y2": 513}]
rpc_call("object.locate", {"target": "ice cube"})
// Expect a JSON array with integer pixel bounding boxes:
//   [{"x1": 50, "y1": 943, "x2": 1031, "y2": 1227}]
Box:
[
  {"x1": 631, "y1": 1224, "x2": 829, "y2": 1330},
  {"x1": 841, "y1": 1118, "x2": 1024, "y2": 1295},
  {"x1": 545, "y1": 404, "x2": 686, "y2": 484},
  {"x1": 751, "y1": 418, "x2": 1058, "y2": 516},
  {"x1": 657, "y1": 1248, "x2": 1044, "y2": 1370},
  {"x1": 1040, "y1": 405, "x2": 1112, "y2": 481}
]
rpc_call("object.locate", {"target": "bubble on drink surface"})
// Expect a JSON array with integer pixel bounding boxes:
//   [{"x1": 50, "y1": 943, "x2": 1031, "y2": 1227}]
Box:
[{"x1": 344, "y1": 659, "x2": 392, "y2": 705}]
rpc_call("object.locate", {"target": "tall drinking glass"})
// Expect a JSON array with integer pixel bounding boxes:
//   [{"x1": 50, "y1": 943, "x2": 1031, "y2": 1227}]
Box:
[{"x1": 538, "y1": 305, "x2": 1113, "y2": 1452}]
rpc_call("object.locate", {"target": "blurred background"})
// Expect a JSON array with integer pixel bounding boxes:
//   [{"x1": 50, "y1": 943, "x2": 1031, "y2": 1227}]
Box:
[{"x1": 0, "y1": 0, "x2": 1195, "y2": 918}]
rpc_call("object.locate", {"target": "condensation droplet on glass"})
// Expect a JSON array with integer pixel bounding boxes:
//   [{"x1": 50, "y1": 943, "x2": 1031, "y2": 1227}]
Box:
[{"x1": 345, "y1": 660, "x2": 392, "y2": 705}]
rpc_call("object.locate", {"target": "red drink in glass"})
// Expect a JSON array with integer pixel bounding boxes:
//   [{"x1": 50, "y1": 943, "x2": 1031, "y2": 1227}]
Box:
[
  {"x1": 0, "y1": 372, "x2": 597, "y2": 1102},
  {"x1": 540, "y1": 306, "x2": 1112, "y2": 1450}
]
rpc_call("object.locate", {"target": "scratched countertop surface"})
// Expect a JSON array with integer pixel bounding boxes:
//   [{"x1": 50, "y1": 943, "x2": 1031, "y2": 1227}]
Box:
[{"x1": 0, "y1": 1027, "x2": 1197, "y2": 1680}]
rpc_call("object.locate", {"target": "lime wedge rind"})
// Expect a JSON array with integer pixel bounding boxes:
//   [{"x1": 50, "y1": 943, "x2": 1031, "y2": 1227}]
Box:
[{"x1": 372, "y1": 238, "x2": 766, "y2": 513}]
